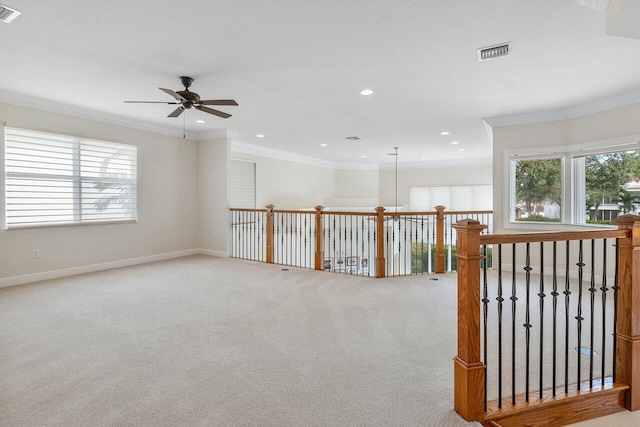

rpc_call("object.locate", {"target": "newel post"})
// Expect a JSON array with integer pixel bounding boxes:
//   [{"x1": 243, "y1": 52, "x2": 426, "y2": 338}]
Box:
[
  {"x1": 614, "y1": 214, "x2": 640, "y2": 411},
  {"x1": 435, "y1": 205, "x2": 446, "y2": 273},
  {"x1": 265, "y1": 204, "x2": 275, "y2": 264},
  {"x1": 452, "y1": 219, "x2": 487, "y2": 422},
  {"x1": 375, "y1": 206, "x2": 386, "y2": 278},
  {"x1": 314, "y1": 206, "x2": 324, "y2": 271}
]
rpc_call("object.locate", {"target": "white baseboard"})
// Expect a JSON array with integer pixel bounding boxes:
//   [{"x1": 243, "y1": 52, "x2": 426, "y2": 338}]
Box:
[
  {"x1": 0, "y1": 248, "x2": 229, "y2": 288},
  {"x1": 197, "y1": 248, "x2": 229, "y2": 258}
]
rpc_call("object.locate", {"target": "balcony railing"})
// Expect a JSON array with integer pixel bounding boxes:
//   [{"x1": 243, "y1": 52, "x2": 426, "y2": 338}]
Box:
[
  {"x1": 230, "y1": 205, "x2": 493, "y2": 277},
  {"x1": 453, "y1": 215, "x2": 640, "y2": 426}
]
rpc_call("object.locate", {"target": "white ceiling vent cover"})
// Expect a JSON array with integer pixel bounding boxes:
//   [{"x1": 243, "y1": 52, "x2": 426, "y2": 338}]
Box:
[
  {"x1": 477, "y1": 42, "x2": 511, "y2": 62},
  {"x1": 0, "y1": 4, "x2": 21, "y2": 23}
]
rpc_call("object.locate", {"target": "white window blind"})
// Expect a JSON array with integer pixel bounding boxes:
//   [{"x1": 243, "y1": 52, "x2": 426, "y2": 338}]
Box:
[
  {"x1": 229, "y1": 159, "x2": 256, "y2": 208},
  {"x1": 410, "y1": 185, "x2": 492, "y2": 211},
  {"x1": 4, "y1": 127, "x2": 137, "y2": 228}
]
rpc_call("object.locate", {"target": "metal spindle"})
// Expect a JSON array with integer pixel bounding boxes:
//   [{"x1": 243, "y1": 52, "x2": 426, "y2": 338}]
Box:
[
  {"x1": 551, "y1": 241, "x2": 559, "y2": 395},
  {"x1": 601, "y1": 239, "x2": 608, "y2": 383},
  {"x1": 539, "y1": 242, "x2": 545, "y2": 399},
  {"x1": 563, "y1": 241, "x2": 571, "y2": 393},
  {"x1": 497, "y1": 244, "x2": 503, "y2": 408},
  {"x1": 589, "y1": 240, "x2": 596, "y2": 386},
  {"x1": 511, "y1": 243, "x2": 517, "y2": 405},
  {"x1": 524, "y1": 243, "x2": 532, "y2": 402},
  {"x1": 576, "y1": 240, "x2": 585, "y2": 390}
]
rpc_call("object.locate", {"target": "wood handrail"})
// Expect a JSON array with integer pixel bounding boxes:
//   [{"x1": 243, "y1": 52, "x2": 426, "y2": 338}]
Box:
[
  {"x1": 230, "y1": 207, "x2": 493, "y2": 217},
  {"x1": 444, "y1": 210, "x2": 493, "y2": 215},
  {"x1": 319, "y1": 211, "x2": 378, "y2": 217},
  {"x1": 271, "y1": 209, "x2": 316, "y2": 214},
  {"x1": 230, "y1": 207, "x2": 268, "y2": 212},
  {"x1": 479, "y1": 229, "x2": 628, "y2": 245}
]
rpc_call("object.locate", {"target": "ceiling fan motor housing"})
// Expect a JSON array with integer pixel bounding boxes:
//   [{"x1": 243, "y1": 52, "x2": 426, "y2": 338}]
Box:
[
  {"x1": 180, "y1": 76, "x2": 194, "y2": 88},
  {"x1": 177, "y1": 90, "x2": 200, "y2": 108}
]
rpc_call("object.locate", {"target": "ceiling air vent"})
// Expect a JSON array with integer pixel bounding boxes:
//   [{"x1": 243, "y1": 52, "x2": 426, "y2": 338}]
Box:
[
  {"x1": 477, "y1": 42, "x2": 511, "y2": 62},
  {"x1": 345, "y1": 136, "x2": 361, "y2": 141},
  {"x1": 0, "y1": 4, "x2": 21, "y2": 23}
]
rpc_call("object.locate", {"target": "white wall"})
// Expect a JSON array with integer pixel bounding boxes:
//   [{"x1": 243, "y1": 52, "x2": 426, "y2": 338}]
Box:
[
  {"x1": 334, "y1": 169, "x2": 379, "y2": 199},
  {"x1": 491, "y1": 103, "x2": 640, "y2": 233},
  {"x1": 0, "y1": 103, "x2": 199, "y2": 282},
  {"x1": 198, "y1": 137, "x2": 230, "y2": 254},
  {"x1": 229, "y1": 152, "x2": 335, "y2": 209},
  {"x1": 378, "y1": 164, "x2": 493, "y2": 210}
]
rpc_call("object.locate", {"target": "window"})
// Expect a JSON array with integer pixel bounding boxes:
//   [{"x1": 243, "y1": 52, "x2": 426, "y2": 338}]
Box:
[
  {"x1": 4, "y1": 127, "x2": 137, "y2": 229},
  {"x1": 578, "y1": 151, "x2": 640, "y2": 224},
  {"x1": 229, "y1": 159, "x2": 256, "y2": 208},
  {"x1": 507, "y1": 142, "x2": 640, "y2": 227},
  {"x1": 512, "y1": 157, "x2": 562, "y2": 222},
  {"x1": 410, "y1": 185, "x2": 492, "y2": 211}
]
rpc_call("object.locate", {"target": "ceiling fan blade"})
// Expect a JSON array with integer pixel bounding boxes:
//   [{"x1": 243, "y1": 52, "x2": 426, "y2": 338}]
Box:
[
  {"x1": 159, "y1": 87, "x2": 188, "y2": 103},
  {"x1": 124, "y1": 101, "x2": 180, "y2": 104},
  {"x1": 198, "y1": 99, "x2": 239, "y2": 106},
  {"x1": 168, "y1": 106, "x2": 185, "y2": 118},
  {"x1": 196, "y1": 105, "x2": 231, "y2": 119}
]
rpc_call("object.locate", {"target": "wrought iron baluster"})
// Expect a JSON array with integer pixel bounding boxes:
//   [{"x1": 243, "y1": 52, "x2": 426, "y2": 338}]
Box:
[
  {"x1": 576, "y1": 240, "x2": 585, "y2": 390},
  {"x1": 511, "y1": 243, "x2": 517, "y2": 405},
  {"x1": 564, "y1": 240, "x2": 571, "y2": 394},
  {"x1": 538, "y1": 242, "x2": 546, "y2": 399},
  {"x1": 589, "y1": 239, "x2": 597, "y2": 387},
  {"x1": 551, "y1": 241, "x2": 559, "y2": 395},
  {"x1": 524, "y1": 242, "x2": 532, "y2": 402},
  {"x1": 600, "y1": 239, "x2": 608, "y2": 383},
  {"x1": 497, "y1": 244, "x2": 504, "y2": 408}
]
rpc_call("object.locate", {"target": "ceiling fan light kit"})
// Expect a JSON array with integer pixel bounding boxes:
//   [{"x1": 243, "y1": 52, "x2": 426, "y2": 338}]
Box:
[{"x1": 124, "y1": 76, "x2": 238, "y2": 119}]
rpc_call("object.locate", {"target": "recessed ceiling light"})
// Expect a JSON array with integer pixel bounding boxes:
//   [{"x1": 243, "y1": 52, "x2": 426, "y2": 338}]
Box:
[
  {"x1": 361, "y1": 155, "x2": 367, "y2": 158},
  {"x1": 458, "y1": 148, "x2": 465, "y2": 152},
  {"x1": 360, "y1": 89, "x2": 373, "y2": 96},
  {"x1": 440, "y1": 131, "x2": 450, "y2": 135},
  {"x1": 421, "y1": 157, "x2": 425, "y2": 161},
  {"x1": 256, "y1": 134, "x2": 265, "y2": 138},
  {"x1": 320, "y1": 143, "x2": 327, "y2": 147},
  {"x1": 451, "y1": 141, "x2": 459, "y2": 145},
  {"x1": 195, "y1": 119, "x2": 205, "y2": 124}
]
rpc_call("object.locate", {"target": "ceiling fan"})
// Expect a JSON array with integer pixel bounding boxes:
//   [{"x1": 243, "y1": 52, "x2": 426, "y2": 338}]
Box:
[{"x1": 124, "y1": 76, "x2": 238, "y2": 119}]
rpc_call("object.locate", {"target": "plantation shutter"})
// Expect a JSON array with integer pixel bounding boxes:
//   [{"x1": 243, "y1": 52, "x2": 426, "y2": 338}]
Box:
[
  {"x1": 410, "y1": 185, "x2": 492, "y2": 211},
  {"x1": 4, "y1": 127, "x2": 137, "y2": 228},
  {"x1": 230, "y1": 159, "x2": 256, "y2": 208}
]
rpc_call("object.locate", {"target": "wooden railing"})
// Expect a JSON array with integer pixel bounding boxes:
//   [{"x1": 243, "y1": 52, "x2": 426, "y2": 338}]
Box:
[
  {"x1": 230, "y1": 205, "x2": 492, "y2": 277},
  {"x1": 454, "y1": 215, "x2": 640, "y2": 426}
]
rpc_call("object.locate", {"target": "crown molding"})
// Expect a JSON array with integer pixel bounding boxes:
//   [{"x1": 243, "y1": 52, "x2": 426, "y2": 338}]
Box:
[
  {"x1": 379, "y1": 156, "x2": 492, "y2": 170},
  {"x1": 197, "y1": 129, "x2": 240, "y2": 141},
  {"x1": 484, "y1": 88, "x2": 640, "y2": 128},
  {"x1": 0, "y1": 89, "x2": 203, "y2": 139}
]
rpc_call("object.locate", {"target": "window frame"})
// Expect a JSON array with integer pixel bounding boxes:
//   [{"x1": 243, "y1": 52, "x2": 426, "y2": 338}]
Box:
[
  {"x1": 504, "y1": 136, "x2": 640, "y2": 231},
  {"x1": 4, "y1": 127, "x2": 138, "y2": 230}
]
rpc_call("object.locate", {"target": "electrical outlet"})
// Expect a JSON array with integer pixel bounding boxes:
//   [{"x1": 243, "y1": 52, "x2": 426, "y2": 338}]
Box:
[{"x1": 32, "y1": 249, "x2": 40, "y2": 258}]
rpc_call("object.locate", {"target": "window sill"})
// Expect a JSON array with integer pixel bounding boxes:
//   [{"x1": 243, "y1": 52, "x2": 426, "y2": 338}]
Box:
[{"x1": 5, "y1": 219, "x2": 137, "y2": 231}]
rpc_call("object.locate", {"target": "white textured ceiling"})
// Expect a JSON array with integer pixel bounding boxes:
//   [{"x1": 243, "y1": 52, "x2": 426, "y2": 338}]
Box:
[{"x1": 1, "y1": 0, "x2": 640, "y2": 166}]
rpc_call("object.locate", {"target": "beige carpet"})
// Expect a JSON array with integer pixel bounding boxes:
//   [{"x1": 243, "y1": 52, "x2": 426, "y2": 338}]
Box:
[
  {"x1": 2, "y1": 255, "x2": 639, "y2": 426},
  {"x1": 0, "y1": 256, "x2": 475, "y2": 426}
]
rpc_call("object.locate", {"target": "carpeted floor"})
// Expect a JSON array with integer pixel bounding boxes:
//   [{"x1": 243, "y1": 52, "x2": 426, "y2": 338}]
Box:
[{"x1": 1, "y1": 255, "x2": 639, "y2": 426}]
